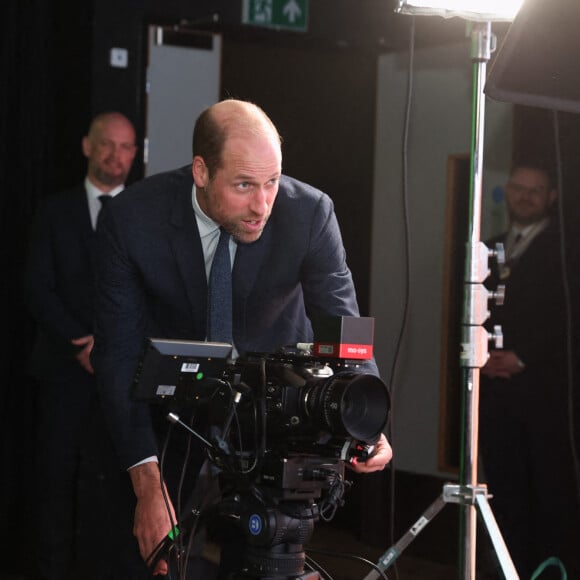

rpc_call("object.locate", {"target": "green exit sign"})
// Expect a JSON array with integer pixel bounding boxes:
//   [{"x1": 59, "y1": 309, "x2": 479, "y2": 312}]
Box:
[{"x1": 242, "y1": 0, "x2": 309, "y2": 32}]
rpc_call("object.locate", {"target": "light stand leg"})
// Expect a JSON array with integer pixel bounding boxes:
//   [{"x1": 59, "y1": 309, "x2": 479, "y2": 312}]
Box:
[
  {"x1": 362, "y1": 495, "x2": 448, "y2": 579},
  {"x1": 362, "y1": 483, "x2": 517, "y2": 580},
  {"x1": 475, "y1": 492, "x2": 518, "y2": 578}
]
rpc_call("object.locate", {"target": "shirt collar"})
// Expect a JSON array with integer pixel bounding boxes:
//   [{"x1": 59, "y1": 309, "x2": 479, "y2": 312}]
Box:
[
  {"x1": 84, "y1": 176, "x2": 124, "y2": 200},
  {"x1": 192, "y1": 184, "x2": 220, "y2": 238},
  {"x1": 510, "y1": 217, "x2": 550, "y2": 240}
]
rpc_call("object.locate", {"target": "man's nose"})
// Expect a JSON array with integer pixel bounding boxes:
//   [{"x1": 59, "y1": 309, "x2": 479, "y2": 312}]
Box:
[
  {"x1": 106, "y1": 143, "x2": 123, "y2": 159},
  {"x1": 250, "y1": 188, "x2": 269, "y2": 214}
]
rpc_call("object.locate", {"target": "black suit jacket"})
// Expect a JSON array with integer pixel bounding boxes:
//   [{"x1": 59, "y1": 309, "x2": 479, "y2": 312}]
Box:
[
  {"x1": 92, "y1": 165, "x2": 373, "y2": 468},
  {"x1": 484, "y1": 221, "x2": 571, "y2": 371},
  {"x1": 24, "y1": 184, "x2": 97, "y2": 380}
]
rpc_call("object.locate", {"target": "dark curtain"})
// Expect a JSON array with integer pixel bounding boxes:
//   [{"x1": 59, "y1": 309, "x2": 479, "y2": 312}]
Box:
[{"x1": 0, "y1": 1, "x2": 91, "y2": 574}]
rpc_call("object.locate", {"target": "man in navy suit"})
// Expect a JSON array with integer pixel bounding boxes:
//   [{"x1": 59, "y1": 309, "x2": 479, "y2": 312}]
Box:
[
  {"x1": 92, "y1": 99, "x2": 392, "y2": 577},
  {"x1": 480, "y1": 162, "x2": 580, "y2": 578},
  {"x1": 25, "y1": 111, "x2": 137, "y2": 579}
]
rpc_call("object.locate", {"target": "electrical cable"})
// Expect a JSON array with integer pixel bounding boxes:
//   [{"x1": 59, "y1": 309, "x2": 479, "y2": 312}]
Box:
[
  {"x1": 175, "y1": 410, "x2": 197, "y2": 578},
  {"x1": 258, "y1": 357, "x2": 268, "y2": 465},
  {"x1": 146, "y1": 422, "x2": 179, "y2": 571},
  {"x1": 552, "y1": 109, "x2": 580, "y2": 509},
  {"x1": 319, "y1": 472, "x2": 346, "y2": 522},
  {"x1": 306, "y1": 547, "x2": 390, "y2": 580},
  {"x1": 384, "y1": 15, "x2": 416, "y2": 580},
  {"x1": 304, "y1": 554, "x2": 334, "y2": 579},
  {"x1": 177, "y1": 410, "x2": 200, "y2": 580}
]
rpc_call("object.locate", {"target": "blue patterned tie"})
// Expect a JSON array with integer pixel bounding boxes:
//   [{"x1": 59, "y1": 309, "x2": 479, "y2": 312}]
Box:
[{"x1": 207, "y1": 228, "x2": 233, "y2": 343}]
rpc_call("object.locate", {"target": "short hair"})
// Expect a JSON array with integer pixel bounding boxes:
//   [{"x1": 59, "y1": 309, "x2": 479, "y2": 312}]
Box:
[
  {"x1": 192, "y1": 107, "x2": 227, "y2": 180},
  {"x1": 510, "y1": 158, "x2": 556, "y2": 190},
  {"x1": 192, "y1": 99, "x2": 282, "y2": 179}
]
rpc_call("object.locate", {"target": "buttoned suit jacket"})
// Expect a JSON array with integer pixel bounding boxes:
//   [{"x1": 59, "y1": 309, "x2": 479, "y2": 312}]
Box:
[
  {"x1": 484, "y1": 220, "x2": 571, "y2": 376},
  {"x1": 25, "y1": 184, "x2": 97, "y2": 381},
  {"x1": 92, "y1": 165, "x2": 372, "y2": 469}
]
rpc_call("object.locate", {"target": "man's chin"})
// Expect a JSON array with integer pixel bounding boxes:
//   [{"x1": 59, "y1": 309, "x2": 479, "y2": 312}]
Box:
[
  {"x1": 513, "y1": 215, "x2": 544, "y2": 226},
  {"x1": 97, "y1": 171, "x2": 126, "y2": 188},
  {"x1": 232, "y1": 228, "x2": 265, "y2": 245}
]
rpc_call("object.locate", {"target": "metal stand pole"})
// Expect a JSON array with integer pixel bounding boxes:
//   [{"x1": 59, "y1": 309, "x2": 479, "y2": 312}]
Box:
[
  {"x1": 458, "y1": 21, "x2": 512, "y2": 579},
  {"x1": 364, "y1": 22, "x2": 518, "y2": 580}
]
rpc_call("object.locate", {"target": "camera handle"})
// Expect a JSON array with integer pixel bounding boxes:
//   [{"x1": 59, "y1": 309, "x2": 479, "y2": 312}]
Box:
[
  {"x1": 167, "y1": 382, "x2": 245, "y2": 461},
  {"x1": 167, "y1": 411, "x2": 217, "y2": 451}
]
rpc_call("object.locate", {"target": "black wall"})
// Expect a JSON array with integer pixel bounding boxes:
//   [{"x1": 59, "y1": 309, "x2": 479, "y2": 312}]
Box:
[{"x1": 1, "y1": 1, "x2": 93, "y2": 573}]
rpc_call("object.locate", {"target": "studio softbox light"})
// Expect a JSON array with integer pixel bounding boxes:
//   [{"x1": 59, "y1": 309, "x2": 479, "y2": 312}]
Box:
[{"x1": 485, "y1": 0, "x2": 580, "y2": 114}]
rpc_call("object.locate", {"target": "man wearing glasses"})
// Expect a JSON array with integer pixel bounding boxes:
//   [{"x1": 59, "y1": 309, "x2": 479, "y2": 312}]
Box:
[{"x1": 479, "y1": 161, "x2": 580, "y2": 578}]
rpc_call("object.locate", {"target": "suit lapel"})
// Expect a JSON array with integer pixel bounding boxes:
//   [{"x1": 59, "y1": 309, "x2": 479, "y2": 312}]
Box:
[
  {"x1": 232, "y1": 225, "x2": 271, "y2": 341},
  {"x1": 168, "y1": 189, "x2": 208, "y2": 326},
  {"x1": 164, "y1": 177, "x2": 272, "y2": 340},
  {"x1": 232, "y1": 227, "x2": 270, "y2": 298},
  {"x1": 75, "y1": 186, "x2": 97, "y2": 267}
]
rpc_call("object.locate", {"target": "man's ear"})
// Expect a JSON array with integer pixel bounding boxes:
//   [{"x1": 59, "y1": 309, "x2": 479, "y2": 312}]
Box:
[
  {"x1": 192, "y1": 156, "x2": 208, "y2": 188},
  {"x1": 81, "y1": 136, "x2": 91, "y2": 159},
  {"x1": 548, "y1": 188, "x2": 558, "y2": 206}
]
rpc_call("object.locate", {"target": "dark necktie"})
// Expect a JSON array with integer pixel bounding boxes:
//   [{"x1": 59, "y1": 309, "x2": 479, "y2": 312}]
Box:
[
  {"x1": 96, "y1": 195, "x2": 112, "y2": 229},
  {"x1": 207, "y1": 228, "x2": 233, "y2": 343}
]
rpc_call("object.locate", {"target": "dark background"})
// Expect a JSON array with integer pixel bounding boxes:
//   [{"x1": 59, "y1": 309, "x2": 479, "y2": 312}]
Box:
[{"x1": 3, "y1": 0, "x2": 580, "y2": 574}]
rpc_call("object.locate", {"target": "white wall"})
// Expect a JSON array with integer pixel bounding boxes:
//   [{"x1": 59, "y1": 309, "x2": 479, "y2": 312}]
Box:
[{"x1": 370, "y1": 41, "x2": 513, "y2": 476}]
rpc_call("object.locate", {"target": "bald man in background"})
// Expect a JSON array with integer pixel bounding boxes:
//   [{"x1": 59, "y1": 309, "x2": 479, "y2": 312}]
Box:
[{"x1": 24, "y1": 112, "x2": 137, "y2": 579}]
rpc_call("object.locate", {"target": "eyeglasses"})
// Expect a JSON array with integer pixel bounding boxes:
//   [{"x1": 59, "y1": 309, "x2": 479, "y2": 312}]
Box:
[{"x1": 505, "y1": 181, "x2": 549, "y2": 197}]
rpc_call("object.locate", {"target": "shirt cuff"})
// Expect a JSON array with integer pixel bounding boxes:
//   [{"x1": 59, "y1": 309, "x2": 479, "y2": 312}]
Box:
[{"x1": 127, "y1": 456, "x2": 158, "y2": 470}]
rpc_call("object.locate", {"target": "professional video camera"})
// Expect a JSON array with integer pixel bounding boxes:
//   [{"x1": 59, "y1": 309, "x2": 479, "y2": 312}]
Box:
[{"x1": 132, "y1": 316, "x2": 390, "y2": 579}]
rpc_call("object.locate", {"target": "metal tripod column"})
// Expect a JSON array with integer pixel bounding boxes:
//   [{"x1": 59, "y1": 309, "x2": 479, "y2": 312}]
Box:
[{"x1": 459, "y1": 21, "x2": 493, "y2": 580}]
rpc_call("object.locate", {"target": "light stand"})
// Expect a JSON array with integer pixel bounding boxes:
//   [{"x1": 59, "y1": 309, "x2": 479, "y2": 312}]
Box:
[
  {"x1": 364, "y1": 19, "x2": 519, "y2": 580},
  {"x1": 457, "y1": 22, "x2": 515, "y2": 578}
]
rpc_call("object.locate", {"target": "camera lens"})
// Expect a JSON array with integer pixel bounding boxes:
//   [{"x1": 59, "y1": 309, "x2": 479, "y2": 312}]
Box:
[{"x1": 304, "y1": 372, "x2": 389, "y2": 442}]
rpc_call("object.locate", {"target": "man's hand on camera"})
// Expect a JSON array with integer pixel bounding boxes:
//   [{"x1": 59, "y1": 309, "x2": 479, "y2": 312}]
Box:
[
  {"x1": 348, "y1": 433, "x2": 392, "y2": 473},
  {"x1": 129, "y1": 462, "x2": 176, "y2": 576}
]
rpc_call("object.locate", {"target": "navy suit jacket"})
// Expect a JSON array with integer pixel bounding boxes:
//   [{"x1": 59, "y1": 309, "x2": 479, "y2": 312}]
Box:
[
  {"x1": 92, "y1": 165, "x2": 372, "y2": 468},
  {"x1": 25, "y1": 184, "x2": 97, "y2": 380}
]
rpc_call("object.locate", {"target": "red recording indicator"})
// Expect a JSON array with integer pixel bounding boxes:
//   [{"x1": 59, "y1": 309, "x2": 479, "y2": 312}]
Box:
[
  {"x1": 313, "y1": 342, "x2": 374, "y2": 360},
  {"x1": 312, "y1": 315, "x2": 375, "y2": 360}
]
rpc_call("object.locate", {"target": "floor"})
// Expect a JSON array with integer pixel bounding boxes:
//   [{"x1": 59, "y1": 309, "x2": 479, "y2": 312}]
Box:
[
  {"x1": 307, "y1": 523, "x2": 458, "y2": 580},
  {"x1": 303, "y1": 469, "x2": 510, "y2": 580}
]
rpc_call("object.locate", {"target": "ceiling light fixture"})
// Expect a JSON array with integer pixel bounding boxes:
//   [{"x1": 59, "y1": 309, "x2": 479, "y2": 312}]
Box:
[{"x1": 396, "y1": 0, "x2": 525, "y2": 22}]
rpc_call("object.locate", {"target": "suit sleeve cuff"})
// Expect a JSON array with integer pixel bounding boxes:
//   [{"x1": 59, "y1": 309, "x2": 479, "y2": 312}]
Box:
[{"x1": 128, "y1": 455, "x2": 158, "y2": 471}]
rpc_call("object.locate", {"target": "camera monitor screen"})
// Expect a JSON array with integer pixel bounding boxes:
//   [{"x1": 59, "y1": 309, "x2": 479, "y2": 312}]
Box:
[{"x1": 132, "y1": 338, "x2": 233, "y2": 403}]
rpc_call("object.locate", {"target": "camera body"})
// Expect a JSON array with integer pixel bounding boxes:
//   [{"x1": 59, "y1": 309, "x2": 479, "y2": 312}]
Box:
[
  {"x1": 133, "y1": 339, "x2": 388, "y2": 494},
  {"x1": 222, "y1": 349, "x2": 387, "y2": 450}
]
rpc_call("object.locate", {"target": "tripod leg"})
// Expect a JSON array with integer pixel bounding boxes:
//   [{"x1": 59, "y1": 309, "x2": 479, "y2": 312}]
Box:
[
  {"x1": 475, "y1": 493, "x2": 519, "y2": 579},
  {"x1": 362, "y1": 494, "x2": 447, "y2": 580}
]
